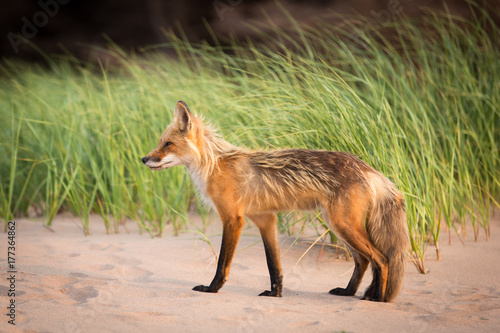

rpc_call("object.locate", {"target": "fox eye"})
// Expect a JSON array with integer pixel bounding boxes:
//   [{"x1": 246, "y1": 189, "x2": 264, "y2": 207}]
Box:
[{"x1": 164, "y1": 142, "x2": 173, "y2": 148}]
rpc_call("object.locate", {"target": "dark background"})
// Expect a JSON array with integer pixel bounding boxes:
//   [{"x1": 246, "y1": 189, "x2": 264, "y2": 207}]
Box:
[{"x1": 2, "y1": 0, "x2": 498, "y2": 61}]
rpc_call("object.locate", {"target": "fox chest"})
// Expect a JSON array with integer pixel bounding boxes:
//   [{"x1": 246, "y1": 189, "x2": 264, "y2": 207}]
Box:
[{"x1": 187, "y1": 168, "x2": 216, "y2": 210}]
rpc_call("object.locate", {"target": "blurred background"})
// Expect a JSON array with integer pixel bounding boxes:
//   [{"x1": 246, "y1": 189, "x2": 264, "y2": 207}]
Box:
[{"x1": 2, "y1": 0, "x2": 499, "y2": 62}]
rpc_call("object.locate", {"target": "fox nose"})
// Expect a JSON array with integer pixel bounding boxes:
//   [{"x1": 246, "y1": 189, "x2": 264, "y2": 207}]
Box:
[{"x1": 141, "y1": 156, "x2": 149, "y2": 164}]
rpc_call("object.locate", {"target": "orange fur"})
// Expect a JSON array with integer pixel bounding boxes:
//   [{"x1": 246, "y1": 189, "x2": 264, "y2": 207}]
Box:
[{"x1": 142, "y1": 101, "x2": 410, "y2": 301}]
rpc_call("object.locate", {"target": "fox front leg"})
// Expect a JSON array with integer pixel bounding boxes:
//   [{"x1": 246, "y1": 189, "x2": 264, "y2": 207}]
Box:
[
  {"x1": 193, "y1": 217, "x2": 245, "y2": 293},
  {"x1": 248, "y1": 213, "x2": 283, "y2": 297}
]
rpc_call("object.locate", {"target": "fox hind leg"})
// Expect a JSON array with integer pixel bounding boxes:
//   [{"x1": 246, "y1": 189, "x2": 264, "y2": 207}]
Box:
[
  {"x1": 322, "y1": 208, "x2": 368, "y2": 297},
  {"x1": 324, "y1": 200, "x2": 388, "y2": 302},
  {"x1": 329, "y1": 247, "x2": 369, "y2": 296},
  {"x1": 361, "y1": 272, "x2": 376, "y2": 300}
]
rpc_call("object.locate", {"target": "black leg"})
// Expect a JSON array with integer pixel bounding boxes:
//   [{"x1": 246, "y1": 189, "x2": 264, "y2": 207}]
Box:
[
  {"x1": 329, "y1": 251, "x2": 369, "y2": 296},
  {"x1": 249, "y1": 213, "x2": 283, "y2": 297},
  {"x1": 193, "y1": 218, "x2": 244, "y2": 293}
]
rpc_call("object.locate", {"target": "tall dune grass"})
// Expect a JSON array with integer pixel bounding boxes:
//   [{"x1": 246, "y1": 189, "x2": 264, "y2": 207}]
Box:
[{"x1": 1, "y1": 9, "x2": 498, "y2": 269}]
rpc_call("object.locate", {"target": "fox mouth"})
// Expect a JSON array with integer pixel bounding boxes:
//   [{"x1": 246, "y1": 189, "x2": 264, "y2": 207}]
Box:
[{"x1": 148, "y1": 162, "x2": 171, "y2": 170}]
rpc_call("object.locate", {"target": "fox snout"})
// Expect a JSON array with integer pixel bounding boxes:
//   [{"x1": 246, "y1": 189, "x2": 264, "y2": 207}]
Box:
[
  {"x1": 141, "y1": 154, "x2": 161, "y2": 167},
  {"x1": 142, "y1": 152, "x2": 181, "y2": 171},
  {"x1": 141, "y1": 155, "x2": 159, "y2": 164},
  {"x1": 141, "y1": 156, "x2": 153, "y2": 164}
]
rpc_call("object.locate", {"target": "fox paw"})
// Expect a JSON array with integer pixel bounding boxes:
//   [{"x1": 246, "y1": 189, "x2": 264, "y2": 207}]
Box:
[
  {"x1": 258, "y1": 290, "x2": 281, "y2": 297},
  {"x1": 192, "y1": 285, "x2": 216, "y2": 293},
  {"x1": 361, "y1": 286, "x2": 384, "y2": 301},
  {"x1": 329, "y1": 287, "x2": 355, "y2": 296},
  {"x1": 361, "y1": 291, "x2": 383, "y2": 302},
  {"x1": 361, "y1": 295, "x2": 383, "y2": 302}
]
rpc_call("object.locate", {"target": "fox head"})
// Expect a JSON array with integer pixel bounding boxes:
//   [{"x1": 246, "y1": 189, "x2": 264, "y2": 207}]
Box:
[{"x1": 142, "y1": 100, "x2": 200, "y2": 171}]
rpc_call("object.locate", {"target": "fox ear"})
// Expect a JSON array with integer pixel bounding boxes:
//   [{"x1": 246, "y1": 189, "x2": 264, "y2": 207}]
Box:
[{"x1": 174, "y1": 100, "x2": 192, "y2": 132}]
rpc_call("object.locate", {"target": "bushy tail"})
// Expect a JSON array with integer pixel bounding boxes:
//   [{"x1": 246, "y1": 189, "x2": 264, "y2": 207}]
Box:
[{"x1": 366, "y1": 177, "x2": 410, "y2": 302}]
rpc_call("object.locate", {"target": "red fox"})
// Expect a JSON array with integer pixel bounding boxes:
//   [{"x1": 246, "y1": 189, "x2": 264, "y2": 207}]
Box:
[{"x1": 142, "y1": 101, "x2": 409, "y2": 302}]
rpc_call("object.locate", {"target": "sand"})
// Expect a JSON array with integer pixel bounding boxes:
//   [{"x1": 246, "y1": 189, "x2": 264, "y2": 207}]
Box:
[{"x1": 1, "y1": 211, "x2": 499, "y2": 333}]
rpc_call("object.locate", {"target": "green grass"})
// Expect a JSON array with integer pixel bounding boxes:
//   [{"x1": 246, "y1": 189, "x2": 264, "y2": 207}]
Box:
[{"x1": 1, "y1": 8, "x2": 498, "y2": 270}]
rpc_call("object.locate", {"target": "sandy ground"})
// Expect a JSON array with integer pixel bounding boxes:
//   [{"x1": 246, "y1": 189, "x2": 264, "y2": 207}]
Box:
[{"x1": 1, "y1": 211, "x2": 499, "y2": 333}]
